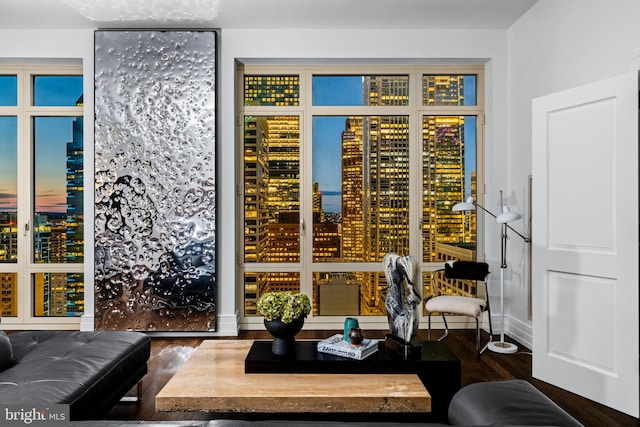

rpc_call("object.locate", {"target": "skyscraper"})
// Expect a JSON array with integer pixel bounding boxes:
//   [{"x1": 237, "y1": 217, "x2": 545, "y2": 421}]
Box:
[
  {"x1": 340, "y1": 118, "x2": 364, "y2": 262},
  {"x1": 64, "y1": 113, "x2": 85, "y2": 315},
  {"x1": 243, "y1": 116, "x2": 270, "y2": 264},
  {"x1": 0, "y1": 213, "x2": 17, "y2": 316},
  {"x1": 340, "y1": 76, "x2": 411, "y2": 315},
  {"x1": 64, "y1": 112, "x2": 84, "y2": 316},
  {"x1": 243, "y1": 113, "x2": 301, "y2": 312},
  {"x1": 422, "y1": 75, "x2": 469, "y2": 262},
  {"x1": 66, "y1": 116, "x2": 84, "y2": 263}
]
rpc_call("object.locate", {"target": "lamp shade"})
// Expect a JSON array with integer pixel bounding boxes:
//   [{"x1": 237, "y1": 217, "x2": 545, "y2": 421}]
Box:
[
  {"x1": 452, "y1": 197, "x2": 476, "y2": 212},
  {"x1": 496, "y1": 205, "x2": 521, "y2": 224}
]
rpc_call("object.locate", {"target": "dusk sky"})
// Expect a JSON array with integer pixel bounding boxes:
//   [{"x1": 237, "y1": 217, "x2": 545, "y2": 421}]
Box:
[
  {"x1": 0, "y1": 75, "x2": 82, "y2": 213},
  {"x1": 311, "y1": 76, "x2": 477, "y2": 213},
  {"x1": 311, "y1": 76, "x2": 359, "y2": 212}
]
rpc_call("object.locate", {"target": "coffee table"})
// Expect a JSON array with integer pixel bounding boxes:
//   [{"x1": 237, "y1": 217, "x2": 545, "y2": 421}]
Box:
[
  {"x1": 156, "y1": 340, "x2": 431, "y2": 414},
  {"x1": 246, "y1": 339, "x2": 461, "y2": 421}
]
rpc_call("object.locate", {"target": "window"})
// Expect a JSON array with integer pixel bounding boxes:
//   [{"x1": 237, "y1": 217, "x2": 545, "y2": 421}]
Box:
[
  {"x1": 238, "y1": 65, "x2": 484, "y2": 328},
  {"x1": 0, "y1": 66, "x2": 84, "y2": 327}
]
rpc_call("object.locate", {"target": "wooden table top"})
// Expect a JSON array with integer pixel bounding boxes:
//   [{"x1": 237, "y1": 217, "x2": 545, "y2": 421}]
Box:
[{"x1": 156, "y1": 340, "x2": 431, "y2": 413}]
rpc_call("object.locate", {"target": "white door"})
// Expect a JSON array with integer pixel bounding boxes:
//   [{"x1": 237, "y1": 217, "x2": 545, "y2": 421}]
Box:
[{"x1": 532, "y1": 71, "x2": 639, "y2": 418}]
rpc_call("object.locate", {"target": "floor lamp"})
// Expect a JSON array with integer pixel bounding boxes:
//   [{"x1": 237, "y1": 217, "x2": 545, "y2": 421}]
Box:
[{"x1": 452, "y1": 191, "x2": 530, "y2": 354}]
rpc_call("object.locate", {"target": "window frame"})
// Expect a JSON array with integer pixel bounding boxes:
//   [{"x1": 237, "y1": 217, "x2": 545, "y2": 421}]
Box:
[
  {"x1": 237, "y1": 63, "x2": 485, "y2": 330},
  {"x1": 0, "y1": 65, "x2": 84, "y2": 328}
]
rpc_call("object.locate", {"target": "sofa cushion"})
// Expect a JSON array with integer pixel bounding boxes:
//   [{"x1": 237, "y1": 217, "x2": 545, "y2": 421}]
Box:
[
  {"x1": 447, "y1": 379, "x2": 583, "y2": 426},
  {"x1": 3, "y1": 331, "x2": 150, "y2": 420},
  {"x1": 0, "y1": 331, "x2": 14, "y2": 371}
]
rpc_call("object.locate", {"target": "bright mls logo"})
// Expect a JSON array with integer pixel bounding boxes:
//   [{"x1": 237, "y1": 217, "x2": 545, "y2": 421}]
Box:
[{"x1": 1, "y1": 405, "x2": 68, "y2": 426}]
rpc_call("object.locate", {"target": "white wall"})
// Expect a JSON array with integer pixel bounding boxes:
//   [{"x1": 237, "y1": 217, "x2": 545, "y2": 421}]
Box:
[{"x1": 506, "y1": 0, "x2": 640, "y2": 347}]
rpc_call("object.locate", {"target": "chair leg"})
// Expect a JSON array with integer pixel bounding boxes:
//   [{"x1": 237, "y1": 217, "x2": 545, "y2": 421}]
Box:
[
  {"x1": 475, "y1": 317, "x2": 481, "y2": 354},
  {"x1": 428, "y1": 312, "x2": 449, "y2": 342},
  {"x1": 487, "y1": 307, "x2": 494, "y2": 338},
  {"x1": 438, "y1": 313, "x2": 449, "y2": 342},
  {"x1": 479, "y1": 309, "x2": 494, "y2": 355}
]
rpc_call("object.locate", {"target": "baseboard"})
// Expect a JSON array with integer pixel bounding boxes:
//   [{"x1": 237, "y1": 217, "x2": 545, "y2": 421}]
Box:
[
  {"x1": 484, "y1": 312, "x2": 532, "y2": 350},
  {"x1": 216, "y1": 311, "x2": 241, "y2": 336},
  {"x1": 144, "y1": 312, "x2": 240, "y2": 337},
  {"x1": 80, "y1": 314, "x2": 95, "y2": 331},
  {"x1": 506, "y1": 315, "x2": 532, "y2": 349},
  {"x1": 80, "y1": 312, "x2": 240, "y2": 336}
]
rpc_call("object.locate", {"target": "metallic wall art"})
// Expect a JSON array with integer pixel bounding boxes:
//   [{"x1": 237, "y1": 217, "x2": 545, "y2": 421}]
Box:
[{"x1": 94, "y1": 30, "x2": 217, "y2": 331}]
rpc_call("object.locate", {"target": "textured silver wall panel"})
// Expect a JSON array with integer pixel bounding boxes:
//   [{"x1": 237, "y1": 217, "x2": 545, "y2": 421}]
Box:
[{"x1": 94, "y1": 30, "x2": 216, "y2": 331}]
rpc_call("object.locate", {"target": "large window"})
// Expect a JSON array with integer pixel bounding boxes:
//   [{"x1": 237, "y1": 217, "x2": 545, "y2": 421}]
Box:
[
  {"x1": 0, "y1": 66, "x2": 84, "y2": 327},
  {"x1": 239, "y1": 65, "x2": 484, "y2": 327}
]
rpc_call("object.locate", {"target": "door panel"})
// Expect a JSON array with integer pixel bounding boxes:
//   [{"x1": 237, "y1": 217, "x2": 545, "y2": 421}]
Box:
[{"x1": 532, "y1": 72, "x2": 639, "y2": 418}]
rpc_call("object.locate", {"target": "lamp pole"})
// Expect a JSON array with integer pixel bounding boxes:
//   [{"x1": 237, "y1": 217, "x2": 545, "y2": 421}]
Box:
[
  {"x1": 452, "y1": 193, "x2": 530, "y2": 355},
  {"x1": 488, "y1": 221, "x2": 518, "y2": 354}
]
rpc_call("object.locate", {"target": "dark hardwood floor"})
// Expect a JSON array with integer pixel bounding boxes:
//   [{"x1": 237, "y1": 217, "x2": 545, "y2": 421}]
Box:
[{"x1": 104, "y1": 329, "x2": 639, "y2": 426}]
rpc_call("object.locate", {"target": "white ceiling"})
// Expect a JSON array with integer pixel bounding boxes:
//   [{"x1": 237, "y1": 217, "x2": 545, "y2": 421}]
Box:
[{"x1": 0, "y1": 0, "x2": 537, "y2": 30}]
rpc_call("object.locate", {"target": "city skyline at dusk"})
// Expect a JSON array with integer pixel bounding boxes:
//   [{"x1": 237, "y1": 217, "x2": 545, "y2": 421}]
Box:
[
  {"x1": 0, "y1": 72, "x2": 84, "y2": 318},
  {"x1": 242, "y1": 73, "x2": 478, "y2": 316}
]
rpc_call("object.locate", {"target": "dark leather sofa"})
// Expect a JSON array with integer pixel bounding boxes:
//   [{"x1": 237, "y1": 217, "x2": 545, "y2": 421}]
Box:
[
  {"x1": 70, "y1": 379, "x2": 583, "y2": 426},
  {"x1": 0, "y1": 330, "x2": 151, "y2": 420}
]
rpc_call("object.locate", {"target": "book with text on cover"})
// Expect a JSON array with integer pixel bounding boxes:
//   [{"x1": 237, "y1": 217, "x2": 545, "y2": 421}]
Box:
[{"x1": 317, "y1": 334, "x2": 379, "y2": 360}]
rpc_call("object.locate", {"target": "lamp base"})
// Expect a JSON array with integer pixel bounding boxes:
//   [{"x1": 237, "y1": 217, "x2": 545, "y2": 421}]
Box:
[{"x1": 488, "y1": 341, "x2": 518, "y2": 354}]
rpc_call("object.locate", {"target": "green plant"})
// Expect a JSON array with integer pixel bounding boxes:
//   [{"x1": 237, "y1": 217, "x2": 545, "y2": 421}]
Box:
[{"x1": 257, "y1": 291, "x2": 311, "y2": 323}]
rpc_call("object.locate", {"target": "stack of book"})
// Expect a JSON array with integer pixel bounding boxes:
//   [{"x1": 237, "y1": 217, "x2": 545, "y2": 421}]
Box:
[{"x1": 316, "y1": 334, "x2": 379, "y2": 360}]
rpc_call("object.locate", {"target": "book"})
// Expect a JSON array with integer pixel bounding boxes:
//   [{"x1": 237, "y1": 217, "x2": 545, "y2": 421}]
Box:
[{"x1": 317, "y1": 334, "x2": 379, "y2": 360}]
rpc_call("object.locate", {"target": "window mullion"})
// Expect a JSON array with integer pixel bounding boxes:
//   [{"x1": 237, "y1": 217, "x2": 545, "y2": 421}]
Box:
[
  {"x1": 300, "y1": 71, "x2": 315, "y2": 299},
  {"x1": 15, "y1": 70, "x2": 31, "y2": 322},
  {"x1": 409, "y1": 71, "x2": 422, "y2": 266},
  {"x1": 311, "y1": 106, "x2": 412, "y2": 116}
]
